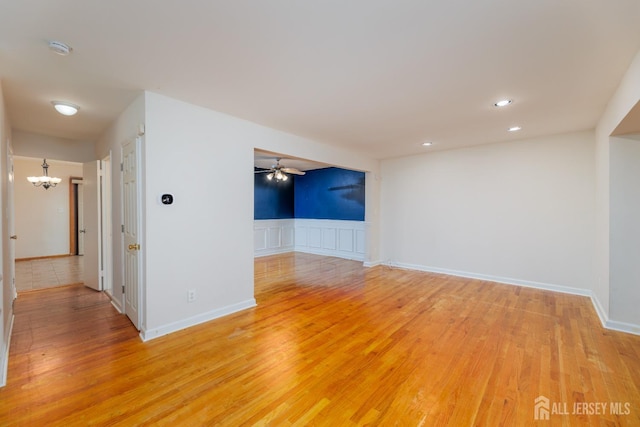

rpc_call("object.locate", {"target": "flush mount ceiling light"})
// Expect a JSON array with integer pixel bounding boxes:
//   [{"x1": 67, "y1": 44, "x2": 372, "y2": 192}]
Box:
[
  {"x1": 48, "y1": 40, "x2": 73, "y2": 56},
  {"x1": 508, "y1": 126, "x2": 522, "y2": 132},
  {"x1": 27, "y1": 159, "x2": 62, "y2": 190},
  {"x1": 494, "y1": 99, "x2": 512, "y2": 107},
  {"x1": 421, "y1": 142, "x2": 433, "y2": 147},
  {"x1": 52, "y1": 101, "x2": 79, "y2": 116}
]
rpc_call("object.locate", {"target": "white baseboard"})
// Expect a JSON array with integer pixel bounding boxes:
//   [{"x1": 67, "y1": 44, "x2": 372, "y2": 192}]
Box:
[
  {"x1": 0, "y1": 314, "x2": 14, "y2": 388},
  {"x1": 590, "y1": 294, "x2": 609, "y2": 329},
  {"x1": 363, "y1": 260, "x2": 382, "y2": 268},
  {"x1": 140, "y1": 299, "x2": 257, "y2": 342},
  {"x1": 392, "y1": 261, "x2": 592, "y2": 296},
  {"x1": 295, "y1": 247, "x2": 364, "y2": 261},
  {"x1": 605, "y1": 319, "x2": 640, "y2": 335},
  {"x1": 254, "y1": 247, "x2": 293, "y2": 258},
  {"x1": 388, "y1": 261, "x2": 640, "y2": 336}
]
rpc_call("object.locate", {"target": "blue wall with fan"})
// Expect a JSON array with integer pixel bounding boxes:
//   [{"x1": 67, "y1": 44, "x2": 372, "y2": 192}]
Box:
[
  {"x1": 254, "y1": 167, "x2": 365, "y2": 220},
  {"x1": 254, "y1": 169, "x2": 294, "y2": 219}
]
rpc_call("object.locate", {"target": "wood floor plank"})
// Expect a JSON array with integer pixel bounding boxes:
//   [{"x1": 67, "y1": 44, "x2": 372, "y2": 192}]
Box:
[{"x1": 1, "y1": 252, "x2": 639, "y2": 425}]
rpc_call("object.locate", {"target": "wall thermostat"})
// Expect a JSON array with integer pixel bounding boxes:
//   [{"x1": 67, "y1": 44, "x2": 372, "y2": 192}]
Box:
[{"x1": 161, "y1": 194, "x2": 174, "y2": 205}]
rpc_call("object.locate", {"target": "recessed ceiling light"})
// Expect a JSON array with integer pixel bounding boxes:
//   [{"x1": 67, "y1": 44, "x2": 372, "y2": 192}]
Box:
[
  {"x1": 52, "y1": 101, "x2": 79, "y2": 116},
  {"x1": 48, "y1": 40, "x2": 73, "y2": 56},
  {"x1": 494, "y1": 99, "x2": 512, "y2": 107},
  {"x1": 508, "y1": 126, "x2": 522, "y2": 132},
  {"x1": 421, "y1": 142, "x2": 433, "y2": 147}
]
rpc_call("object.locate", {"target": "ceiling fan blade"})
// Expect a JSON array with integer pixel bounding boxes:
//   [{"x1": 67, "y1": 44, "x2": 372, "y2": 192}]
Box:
[
  {"x1": 254, "y1": 169, "x2": 272, "y2": 174},
  {"x1": 282, "y1": 167, "x2": 306, "y2": 175}
]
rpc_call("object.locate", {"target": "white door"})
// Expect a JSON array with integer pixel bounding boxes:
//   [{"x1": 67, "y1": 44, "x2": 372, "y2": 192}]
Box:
[
  {"x1": 8, "y1": 148, "x2": 16, "y2": 300},
  {"x1": 82, "y1": 160, "x2": 102, "y2": 291},
  {"x1": 123, "y1": 138, "x2": 141, "y2": 329}
]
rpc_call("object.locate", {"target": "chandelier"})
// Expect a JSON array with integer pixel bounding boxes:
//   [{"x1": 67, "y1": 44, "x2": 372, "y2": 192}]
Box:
[{"x1": 27, "y1": 159, "x2": 62, "y2": 190}]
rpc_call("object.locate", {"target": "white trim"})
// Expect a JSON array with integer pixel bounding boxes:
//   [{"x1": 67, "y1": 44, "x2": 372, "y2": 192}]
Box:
[
  {"x1": 363, "y1": 260, "x2": 382, "y2": 268},
  {"x1": 590, "y1": 293, "x2": 640, "y2": 335},
  {"x1": 605, "y1": 319, "x2": 640, "y2": 335},
  {"x1": 108, "y1": 293, "x2": 124, "y2": 313},
  {"x1": 139, "y1": 299, "x2": 257, "y2": 342},
  {"x1": 388, "y1": 261, "x2": 640, "y2": 336},
  {"x1": 590, "y1": 294, "x2": 609, "y2": 329},
  {"x1": 391, "y1": 261, "x2": 592, "y2": 296},
  {"x1": 0, "y1": 314, "x2": 14, "y2": 387}
]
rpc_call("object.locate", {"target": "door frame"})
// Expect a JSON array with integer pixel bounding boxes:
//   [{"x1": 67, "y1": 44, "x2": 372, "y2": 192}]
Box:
[
  {"x1": 101, "y1": 154, "x2": 113, "y2": 296},
  {"x1": 69, "y1": 177, "x2": 83, "y2": 255}
]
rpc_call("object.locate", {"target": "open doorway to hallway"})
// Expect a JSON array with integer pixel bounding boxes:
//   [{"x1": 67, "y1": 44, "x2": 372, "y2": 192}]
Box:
[{"x1": 15, "y1": 256, "x2": 84, "y2": 292}]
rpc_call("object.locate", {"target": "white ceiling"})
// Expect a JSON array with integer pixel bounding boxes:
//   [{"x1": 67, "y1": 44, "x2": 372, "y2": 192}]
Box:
[
  {"x1": 1, "y1": 1, "x2": 640, "y2": 159},
  {"x1": 254, "y1": 149, "x2": 328, "y2": 172}
]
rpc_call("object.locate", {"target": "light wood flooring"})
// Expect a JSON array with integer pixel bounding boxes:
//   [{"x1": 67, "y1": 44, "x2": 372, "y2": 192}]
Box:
[
  {"x1": 15, "y1": 256, "x2": 83, "y2": 292},
  {"x1": 1, "y1": 252, "x2": 639, "y2": 425}
]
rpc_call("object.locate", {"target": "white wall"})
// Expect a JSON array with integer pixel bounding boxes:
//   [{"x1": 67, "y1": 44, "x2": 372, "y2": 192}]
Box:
[
  {"x1": 380, "y1": 131, "x2": 596, "y2": 293},
  {"x1": 140, "y1": 91, "x2": 379, "y2": 339},
  {"x1": 609, "y1": 135, "x2": 640, "y2": 328},
  {"x1": 595, "y1": 48, "x2": 640, "y2": 332},
  {"x1": 13, "y1": 157, "x2": 82, "y2": 259},
  {"x1": 12, "y1": 131, "x2": 95, "y2": 163},
  {"x1": 95, "y1": 93, "x2": 146, "y2": 312}
]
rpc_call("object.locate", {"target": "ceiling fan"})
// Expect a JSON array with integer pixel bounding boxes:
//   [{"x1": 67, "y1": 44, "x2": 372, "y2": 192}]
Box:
[{"x1": 254, "y1": 158, "x2": 306, "y2": 181}]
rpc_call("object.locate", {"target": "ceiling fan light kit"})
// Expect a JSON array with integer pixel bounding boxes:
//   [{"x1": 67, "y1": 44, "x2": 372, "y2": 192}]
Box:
[{"x1": 256, "y1": 158, "x2": 306, "y2": 182}]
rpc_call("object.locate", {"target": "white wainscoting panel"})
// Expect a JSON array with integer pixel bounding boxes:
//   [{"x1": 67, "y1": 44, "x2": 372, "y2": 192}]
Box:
[
  {"x1": 254, "y1": 219, "x2": 295, "y2": 257},
  {"x1": 322, "y1": 228, "x2": 337, "y2": 250},
  {"x1": 295, "y1": 219, "x2": 365, "y2": 261},
  {"x1": 254, "y1": 219, "x2": 366, "y2": 261},
  {"x1": 308, "y1": 227, "x2": 322, "y2": 248}
]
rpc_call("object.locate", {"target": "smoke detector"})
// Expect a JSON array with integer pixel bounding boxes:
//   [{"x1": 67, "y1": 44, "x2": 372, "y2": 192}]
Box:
[{"x1": 48, "y1": 40, "x2": 73, "y2": 56}]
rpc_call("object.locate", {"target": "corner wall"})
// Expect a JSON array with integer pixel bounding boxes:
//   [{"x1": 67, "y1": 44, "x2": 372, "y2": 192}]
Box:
[
  {"x1": 609, "y1": 135, "x2": 640, "y2": 330},
  {"x1": 95, "y1": 93, "x2": 146, "y2": 313},
  {"x1": 141, "y1": 92, "x2": 379, "y2": 339},
  {"x1": 595, "y1": 48, "x2": 640, "y2": 333}
]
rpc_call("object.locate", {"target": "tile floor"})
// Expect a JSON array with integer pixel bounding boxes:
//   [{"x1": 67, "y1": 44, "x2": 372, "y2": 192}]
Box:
[{"x1": 15, "y1": 256, "x2": 84, "y2": 292}]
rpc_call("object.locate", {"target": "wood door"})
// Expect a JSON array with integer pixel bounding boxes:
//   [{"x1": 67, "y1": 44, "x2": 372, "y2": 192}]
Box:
[
  {"x1": 77, "y1": 182, "x2": 85, "y2": 255},
  {"x1": 123, "y1": 138, "x2": 141, "y2": 329},
  {"x1": 82, "y1": 160, "x2": 102, "y2": 291}
]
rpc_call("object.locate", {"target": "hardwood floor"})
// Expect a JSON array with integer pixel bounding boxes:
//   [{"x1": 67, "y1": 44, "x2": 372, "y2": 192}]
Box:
[{"x1": 1, "y1": 253, "x2": 639, "y2": 425}]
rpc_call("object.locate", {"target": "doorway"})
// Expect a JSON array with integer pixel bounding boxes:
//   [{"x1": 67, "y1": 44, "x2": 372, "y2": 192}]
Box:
[{"x1": 69, "y1": 177, "x2": 84, "y2": 255}]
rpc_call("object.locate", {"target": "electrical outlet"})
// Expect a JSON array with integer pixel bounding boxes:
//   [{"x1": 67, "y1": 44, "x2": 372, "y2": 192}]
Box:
[{"x1": 187, "y1": 289, "x2": 196, "y2": 303}]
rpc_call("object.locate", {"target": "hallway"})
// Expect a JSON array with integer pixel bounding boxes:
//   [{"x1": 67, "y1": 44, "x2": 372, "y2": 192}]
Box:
[{"x1": 15, "y1": 256, "x2": 84, "y2": 292}]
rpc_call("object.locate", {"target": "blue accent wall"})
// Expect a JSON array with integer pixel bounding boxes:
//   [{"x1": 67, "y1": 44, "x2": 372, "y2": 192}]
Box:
[
  {"x1": 254, "y1": 167, "x2": 365, "y2": 221},
  {"x1": 294, "y1": 167, "x2": 365, "y2": 221},
  {"x1": 254, "y1": 170, "x2": 294, "y2": 219}
]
